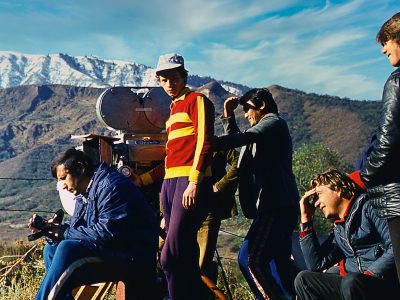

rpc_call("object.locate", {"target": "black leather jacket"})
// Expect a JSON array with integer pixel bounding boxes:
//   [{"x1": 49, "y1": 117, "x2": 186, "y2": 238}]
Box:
[{"x1": 361, "y1": 67, "x2": 400, "y2": 217}]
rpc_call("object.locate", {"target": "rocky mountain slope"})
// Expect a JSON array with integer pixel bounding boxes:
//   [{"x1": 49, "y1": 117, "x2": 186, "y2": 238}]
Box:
[{"x1": 0, "y1": 82, "x2": 381, "y2": 239}]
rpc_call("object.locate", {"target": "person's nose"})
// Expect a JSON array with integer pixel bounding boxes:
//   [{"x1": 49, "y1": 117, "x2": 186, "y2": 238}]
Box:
[
  {"x1": 381, "y1": 45, "x2": 387, "y2": 55},
  {"x1": 57, "y1": 180, "x2": 67, "y2": 190}
]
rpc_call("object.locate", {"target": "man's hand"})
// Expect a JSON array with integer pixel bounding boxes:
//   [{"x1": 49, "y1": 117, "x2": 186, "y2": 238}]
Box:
[
  {"x1": 223, "y1": 97, "x2": 239, "y2": 118},
  {"x1": 131, "y1": 172, "x2": 143, "y2": 188},
  {"x1": 28, "y1": 214, "x2": 41, "y2": 234},
  {"x1": 300, "y1": 189, "x2": 317, "y2": 223},
  {"x1": 213, "y1": 185, "x2": 219, "y2": 193},
  {"x1": 45, "y1": 220, "x2": 67, "y2": 242},
  {"x1": 182, "y1": 181, "x2": 198, "y2": 209}
]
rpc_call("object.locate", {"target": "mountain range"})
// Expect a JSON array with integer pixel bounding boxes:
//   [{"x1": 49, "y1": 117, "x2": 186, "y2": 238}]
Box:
[
  {"x1": 0, "y1": 51, "x2": 249, "y2": 95},
  {"x1": 0, "y1": 51, "x2": 382, "y2": 240}
]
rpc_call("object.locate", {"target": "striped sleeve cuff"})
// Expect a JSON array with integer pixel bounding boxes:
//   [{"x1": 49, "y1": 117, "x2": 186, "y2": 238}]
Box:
[{"x1": 299, "y1": 221, "x2": 314, "y2": 238}]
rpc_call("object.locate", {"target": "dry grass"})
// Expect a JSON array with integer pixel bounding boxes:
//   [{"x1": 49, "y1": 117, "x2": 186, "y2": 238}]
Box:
[{"x1": 0, "y1": 240, "x2": 45, "y2": 300}]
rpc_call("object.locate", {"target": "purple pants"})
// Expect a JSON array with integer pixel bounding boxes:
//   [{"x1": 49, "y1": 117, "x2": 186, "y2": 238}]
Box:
[{"x1": 160, "y1": 177, "x2": 212, "y2": 300}]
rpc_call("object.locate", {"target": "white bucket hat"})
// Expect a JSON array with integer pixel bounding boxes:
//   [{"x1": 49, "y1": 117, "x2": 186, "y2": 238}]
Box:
[{"x1": 155, "y1": 53, "x2": 185, "y2": 75}]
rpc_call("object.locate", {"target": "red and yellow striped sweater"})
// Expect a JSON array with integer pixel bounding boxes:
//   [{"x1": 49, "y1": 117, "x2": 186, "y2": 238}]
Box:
[{"x1": 164, "y1": 87, "x2": 214, "y2": 183}]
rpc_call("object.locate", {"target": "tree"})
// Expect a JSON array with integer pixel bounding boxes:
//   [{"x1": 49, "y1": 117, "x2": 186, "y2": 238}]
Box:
[{"x1": 293, "y1": 143, "x2": 350, "y2": 233}]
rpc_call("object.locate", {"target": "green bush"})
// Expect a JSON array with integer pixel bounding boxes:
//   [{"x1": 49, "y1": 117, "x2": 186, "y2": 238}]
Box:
[{"x1": 293, "y1": 143, "x2": 350, "y2": 234}]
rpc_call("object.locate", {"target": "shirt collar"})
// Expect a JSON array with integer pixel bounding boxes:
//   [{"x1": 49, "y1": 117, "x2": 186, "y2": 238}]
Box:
[
  {"x1": 334, "y1": 195, "x2": 355, "y2": 224},
  {"x1": 172, "y1": 87, "x2": 191, "y2": 103}
]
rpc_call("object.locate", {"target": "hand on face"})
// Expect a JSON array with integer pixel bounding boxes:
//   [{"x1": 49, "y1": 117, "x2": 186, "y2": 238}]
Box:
[{"x1": 299, "y1": 189, "x2": 317, "y2": 223}]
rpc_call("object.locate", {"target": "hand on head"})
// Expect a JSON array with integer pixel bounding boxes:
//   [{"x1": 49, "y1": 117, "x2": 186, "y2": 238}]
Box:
[
  {"x1": 223, "y1": 97, "x2": 239, "y2": 117},
  {"x1": 299, "y1": 189, "x2": 317, "y2": 223}
]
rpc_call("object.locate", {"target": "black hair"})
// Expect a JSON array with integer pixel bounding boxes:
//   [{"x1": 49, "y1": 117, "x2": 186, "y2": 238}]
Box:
[
  {"x1": 50, "y1": 148, "x2": 95, "y2": 179},
  {"x1": 239, "y1": 88, "x2": 278, "y2": 114},
  {"x1": 156, "y1": 66, "x2": 188, "y2": 85}
]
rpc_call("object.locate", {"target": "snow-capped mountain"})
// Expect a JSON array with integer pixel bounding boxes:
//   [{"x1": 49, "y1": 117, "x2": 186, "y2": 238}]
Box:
[{"x1": 0, "y1": 51, "x2": 250, "y2": 95}]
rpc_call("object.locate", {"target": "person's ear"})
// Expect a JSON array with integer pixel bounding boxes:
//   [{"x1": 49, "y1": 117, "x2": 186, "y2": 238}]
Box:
[
  {"x1": 260, "y1": 102, "x2": 266, "y2": 111},
  {"x1": 77, "y1": 163, "x2": 85, "y2": 175}
]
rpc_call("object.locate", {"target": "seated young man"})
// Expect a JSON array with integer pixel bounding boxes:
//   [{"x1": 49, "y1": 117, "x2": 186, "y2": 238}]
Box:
[
  {"x1": 28, "y1": 148, "x2": 158, "y2": 300},
  {"x1": 295, "y1": 169, "x2": 399, "y2": 300}
]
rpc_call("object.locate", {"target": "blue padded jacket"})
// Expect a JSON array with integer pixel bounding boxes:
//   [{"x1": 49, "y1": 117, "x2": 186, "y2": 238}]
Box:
[
  {"x1": 64, "y1": 162, "x2": 158, "y2": 264},
  {"x1": 300, "y1": 193, "x2": 397, "y2": 280}
]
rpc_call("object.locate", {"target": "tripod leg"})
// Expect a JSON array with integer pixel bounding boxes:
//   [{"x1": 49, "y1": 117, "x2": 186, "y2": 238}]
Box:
[{"x1": 215, "y1": 249, "x2": 233, "y2": 300}]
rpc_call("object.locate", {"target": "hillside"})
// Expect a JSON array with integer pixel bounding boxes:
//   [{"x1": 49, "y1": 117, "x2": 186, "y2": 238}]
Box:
[{"x1": 0, "y1": 83, "x2": 381, "y2": 240}]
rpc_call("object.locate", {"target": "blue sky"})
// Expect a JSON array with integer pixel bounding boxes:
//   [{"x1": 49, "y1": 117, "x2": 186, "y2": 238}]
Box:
[{"x1": 0, "y1": 0, "x2": 398, "y2": 100}]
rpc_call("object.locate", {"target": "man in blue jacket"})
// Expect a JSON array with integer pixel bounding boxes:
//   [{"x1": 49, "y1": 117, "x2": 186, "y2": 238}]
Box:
[
  {"x1": 215, "y1": 88, "x2": 299, "y2": 299},
  {"x1": 295, "y1": 168, "x2": 399, "y2": 300},
  {"x1": 28, "y1": 148, "x2": 158, "y2": 300}
]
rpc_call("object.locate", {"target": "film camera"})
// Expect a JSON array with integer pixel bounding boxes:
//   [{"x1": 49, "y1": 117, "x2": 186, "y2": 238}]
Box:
[
  {"x1": 27, "y1": 209, "x2": 65, "y2": 241},
  {"x1": 71, "y1": 86, "x2": 171, "y2": 214},
  {"x1": 73, "y1": 86, "x2": 170, "y2": 175}
]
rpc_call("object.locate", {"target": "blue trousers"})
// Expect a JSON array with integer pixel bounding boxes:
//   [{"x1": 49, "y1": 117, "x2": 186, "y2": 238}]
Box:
[
  {"x1": 35, "y1": 240, "x2": 154, "y2": 300},
  {"x1": 238, "y1": 208, "x2": 298, "y2": 300}
]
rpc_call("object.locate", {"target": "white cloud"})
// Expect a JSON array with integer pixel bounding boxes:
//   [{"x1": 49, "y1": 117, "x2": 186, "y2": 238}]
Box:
[{"x1": 0, "y1": 0, "x2": 398, "y2": 99}]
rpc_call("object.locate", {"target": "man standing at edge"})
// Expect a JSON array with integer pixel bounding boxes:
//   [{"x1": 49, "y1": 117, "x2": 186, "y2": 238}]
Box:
[
  {"x1": 357, "y1": 12, "x2": 400, "y2": 284},
  {"x1": 154, "y1": 53, "x2": 215, "y2": 300}
]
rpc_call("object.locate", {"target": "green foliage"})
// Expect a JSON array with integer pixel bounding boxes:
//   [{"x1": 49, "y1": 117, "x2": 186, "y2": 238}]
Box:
[
  {"x1": 293, "y1": 143, "x2": 349, "y2": 196},
  {"x1": 0, "y1": 241, "x2": 45, "y2": 300},
  {"x1": 293, "y1": 143, "x2": 348, "y2": 234},
  {"x1": 217, "y1": 260, "x2": 253, "y2": 300}
]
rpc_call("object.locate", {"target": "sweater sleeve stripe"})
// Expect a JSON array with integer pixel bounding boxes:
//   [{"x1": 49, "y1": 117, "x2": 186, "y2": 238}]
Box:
[{"x1": 191, "y1": 95, "x2": 206, "y2": 180}]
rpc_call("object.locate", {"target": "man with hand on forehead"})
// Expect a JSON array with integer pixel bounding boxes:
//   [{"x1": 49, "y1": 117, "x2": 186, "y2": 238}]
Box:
[
  {"x1": 295, "y1": 169, "x2": 399, "y2": 300},
  {"x1": 216, "y1": 88, "x2": 299, "y2": 299}
]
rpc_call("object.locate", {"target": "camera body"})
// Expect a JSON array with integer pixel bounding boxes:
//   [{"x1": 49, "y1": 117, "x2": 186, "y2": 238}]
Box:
[
  {"x1": 73, "y1": 87, "x2": 170, "y2": 183},
  {"x1": 70, "y1": 87, "x2": 171, "y2": 215},
  {"x1": 27, "y1": 209, "x2": 65, "y2": 241}
]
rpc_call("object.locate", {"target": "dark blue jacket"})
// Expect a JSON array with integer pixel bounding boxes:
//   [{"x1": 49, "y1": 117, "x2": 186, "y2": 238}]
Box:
[
  {"x1": 300, "y1": 193, "x2": 396, "y2": 280},
  {"x1": 216, "y1": 113, "x2": 299, "y2": 216},
  {"x1": 65, "y1": 163, "x2": 158, "y2": 264}
]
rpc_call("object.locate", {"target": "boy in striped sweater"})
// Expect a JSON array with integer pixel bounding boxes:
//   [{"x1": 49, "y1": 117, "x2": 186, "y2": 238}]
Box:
[{"x1": 154, "y1": 53, "x2": 215, "y2": 300}]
